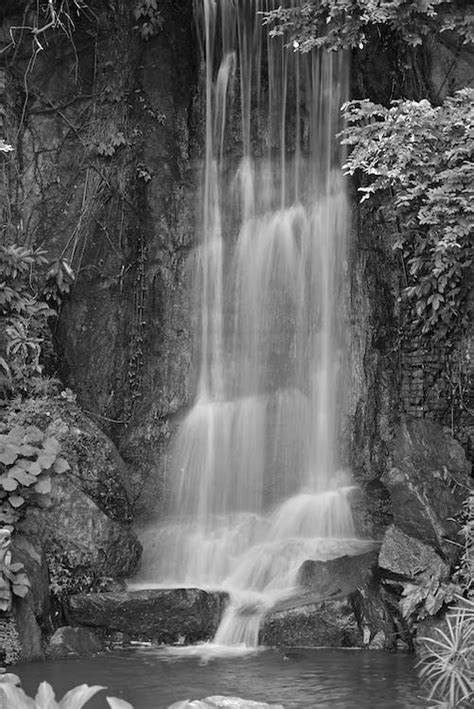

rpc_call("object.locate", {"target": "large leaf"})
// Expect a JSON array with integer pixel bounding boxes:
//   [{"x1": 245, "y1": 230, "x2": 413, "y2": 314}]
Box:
[
  {"x1": 1, "y1": 476, "x2": 18, "y2": 491},
  {"x1": 106, "y1": 698, "x2": 135, "y2": 709},
  {"x1": 35, "y1": 477, "x2": 51, "y2": 495},
  {"x1": 0, "y1": 444, "x2": 19, "y2": 465},
  {"x1": 42, "y1": 438, "x2": 60, "y2": 455},
  {"x1": 37, "y1": 454, "x2": 56, "y2": 470},
  {"x1": 8, "y1": 494, "x2": 25, "y2": 508},
  {"x1": 58, "y1": 684, "x2": 105, "y2": 709},
  {"x1": 19, "y1": 444, "x2": 38, "y2": 457},
  {"x1": 10, "y1": 467, "x2": 36, "y2": 486},
  {"x1": 11, "y1": 583, "x2": 30, "y2": 598},
  {"x1": 23, "y1": 426, "x2": 44, "y2": 444},
  {"x1": 53, "y1": 457, "x2": 70, "y2": 474},
  {"x1": 34, "y1": 681, "x2": 59, "y2": 709},
  {"x1": 0, "y1": 684, "x2": 35, "y2": 709},
  {"x1": 7, "y1": 562, "x2": 24, "y2": 573}
]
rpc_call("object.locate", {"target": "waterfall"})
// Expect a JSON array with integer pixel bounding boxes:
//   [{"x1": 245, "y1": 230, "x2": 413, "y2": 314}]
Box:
[{"x1": 134, "y1": 0, "x2": 364, "y2": 647}]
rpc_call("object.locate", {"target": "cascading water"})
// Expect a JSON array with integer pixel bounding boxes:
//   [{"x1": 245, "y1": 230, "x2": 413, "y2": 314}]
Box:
[{"x1": 134, "y1": 0, "x2": 369, "y2": 647}]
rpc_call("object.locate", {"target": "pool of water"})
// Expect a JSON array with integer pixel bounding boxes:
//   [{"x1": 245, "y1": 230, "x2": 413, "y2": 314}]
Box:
[{"x1": 13, "y1": 646, "x2": 427, "y2": 708}]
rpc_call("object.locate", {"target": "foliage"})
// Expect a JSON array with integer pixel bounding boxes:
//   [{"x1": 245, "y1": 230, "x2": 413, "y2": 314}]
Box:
[
  {"x1": 0, "y1": 140, "x2": 14, "y2": 153},
  {"x1": 451, "y1": 491, "x2": 474, "y2": 594},
  {"x1": 263, "y1": 0, "x2": 474, "y2": 52},
  {"x1": 0, "y1": 681, "x2": 134, "y2": 709},
  {"x1": 0, "y1": 560, "x2": 31, "y2": 612},
  {"x1": 0, "y1": 0, "x2": 86, "y2": 58},
  {"x1": 400, "y1": 577, "x2": 460, "y2": 621},
  {"x1": 0, "y1": 244, "x2": 74, "y2": 399},
  {"x1": 0, "y1": 424, "x2": 69, "y2": 528},
  {"x1": 94, "y1": 131, "x2": 127, "y2": 157},
  {"x1": 133, "y1": 0, "x2": 164, "y2": 41},
  {"x1": 340, "y1": 89, "x2": 473, "y2": 344},
  {"x1": 47, "y1": 539, "x2": 118, "y2": 611},
  {"x1": 418, "y1": 597, "x2": 474, "y2": 707}
]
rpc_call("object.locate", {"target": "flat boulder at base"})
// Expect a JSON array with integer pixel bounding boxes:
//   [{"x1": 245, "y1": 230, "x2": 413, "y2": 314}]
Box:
[{"x1": 67, "y1": 588, "x2": 229, "y2": 644}]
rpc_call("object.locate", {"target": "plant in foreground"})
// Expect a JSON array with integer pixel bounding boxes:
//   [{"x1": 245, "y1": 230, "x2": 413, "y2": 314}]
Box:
[
  {"x1": 0, "y1": 681, "x2": 133, "y2": 709},
  {"x1": 418, "y1": 597, "x2": 474, "y2": 707}
]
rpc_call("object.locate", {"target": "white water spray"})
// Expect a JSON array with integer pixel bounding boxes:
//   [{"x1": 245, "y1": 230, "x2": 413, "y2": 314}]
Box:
[{"x1": 134, "y1": 0, "x2": 366, "y2": 647}]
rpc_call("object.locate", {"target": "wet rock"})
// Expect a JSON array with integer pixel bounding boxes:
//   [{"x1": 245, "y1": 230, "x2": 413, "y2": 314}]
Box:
[
  {"x1": 297, "y1": 549, "x2": 380, "y2": 598},
  {"x1": 378, "y1": 525, "x2": 449, "y2": 581},
  {"x1": 168, "y1": 699, "x2": 283, "y2": 709},
  {"x1": 67, "y1": 588, "x2": 229, "y2": 644},
  {"x1": 46, "y1": 626, "x2": 103, "y2": 658},
  {"x1": 260, "y1": 597, "x2": 362, "y2": 648},
  {"x1": 351, "y1": 585, "x2": 399, "y2": 651},
  {"x1": 385, "y1": 418, "x2": 471, "y2": 561},
  {"x1": 12, "y1": 598, "x2": 43, "y2": 662}
]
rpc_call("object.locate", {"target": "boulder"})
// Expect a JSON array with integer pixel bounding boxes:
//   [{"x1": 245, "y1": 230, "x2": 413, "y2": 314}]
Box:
[
  {"x1": 385, "y1": 418, "x2": 471, "y2": 561},
  {"x1": 46, "y1": 626, "x2": 103, "y2": 658},
  {"x1": 67, "y1": 588, "x2": 229, "y2": 644},
  {"x1": 8, "y1": 397, "x2": 142, "y2": 584},
  {"x1": 378, "y1": 525, "x2": 450, "y2": 582},
  {"x1": 260, "y1": 597, "x2": 362, "y2": 647},
  {"x1": 22, "y1": 474, "x2": 141, "y2": 580},
  {"x1": 297, "y1": 549, "x2": 379, "y2": 599},
  {"x1": 10, "y1": 396, "x2": 134, "y2": 523}
]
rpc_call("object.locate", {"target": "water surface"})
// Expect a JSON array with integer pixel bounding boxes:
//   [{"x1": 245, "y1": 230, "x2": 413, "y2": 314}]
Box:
[{"x1": 15, "y1": 647, "x2": 427, "y2": 708}]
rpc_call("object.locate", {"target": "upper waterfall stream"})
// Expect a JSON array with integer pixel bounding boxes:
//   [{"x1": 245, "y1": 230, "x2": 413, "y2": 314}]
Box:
[{"x1": 133, "y1": 0, "x2": 368, "y2": 648}]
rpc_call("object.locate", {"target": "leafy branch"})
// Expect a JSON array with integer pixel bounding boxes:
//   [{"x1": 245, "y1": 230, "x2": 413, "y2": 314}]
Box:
[
  {"x1": 263, "y1": 0, "x2": 473, "y2": 52},
  {"x1": 340, "y1": 89, "x2": 473, "y2": 344}
]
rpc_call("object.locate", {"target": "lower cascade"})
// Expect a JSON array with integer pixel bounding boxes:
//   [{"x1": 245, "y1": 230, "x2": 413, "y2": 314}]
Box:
[{"x1": 133, "y1": 0, "x2": 365, "y2": 646}]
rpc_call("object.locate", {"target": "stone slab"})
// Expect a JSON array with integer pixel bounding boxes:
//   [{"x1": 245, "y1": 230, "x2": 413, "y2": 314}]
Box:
[{"x1": 67, "y1": 588, "x2": 229, "y2": 644}]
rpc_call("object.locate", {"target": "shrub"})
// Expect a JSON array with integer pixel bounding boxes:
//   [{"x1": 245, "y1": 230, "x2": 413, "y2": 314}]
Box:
[
  {"x1": 418, "y1": 598, "x2": 474, "y2": 707},
  {"x1": 0, "y1": 424, "x2": 69, "y2": 529}
]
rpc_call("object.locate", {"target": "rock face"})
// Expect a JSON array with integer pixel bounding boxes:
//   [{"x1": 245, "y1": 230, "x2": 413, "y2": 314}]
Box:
[
  {"x1": 384, "y1": 418, "x2": 471, "y2": 562},
  {"x1": 67, "y1": 589, "x2": 229, "y2": 644},
  {"x1": 46, "y1": 626, "x2": 103, "y2": 659}
]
